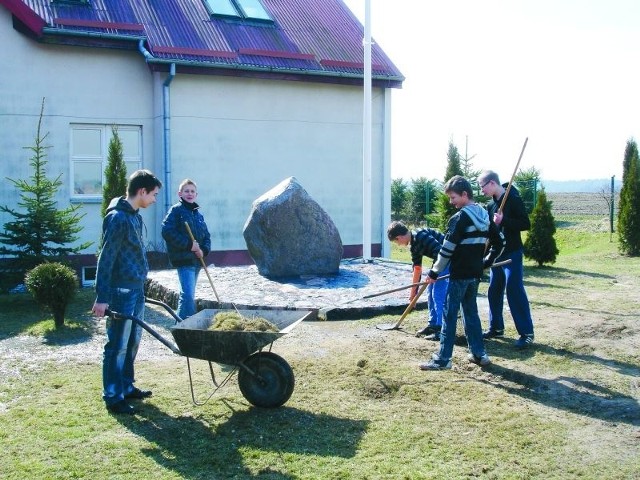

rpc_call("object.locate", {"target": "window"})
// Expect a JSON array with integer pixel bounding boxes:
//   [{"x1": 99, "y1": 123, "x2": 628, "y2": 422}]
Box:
[
  {"x1": 70, "y1": 125, "x2": 142, "y2": 199},
  {"x1": 82, "y1": 266, "x2": 97, "y2": 287},
  {"x1": 204, "y1": 0, "x2": 272, "y2": 21}
]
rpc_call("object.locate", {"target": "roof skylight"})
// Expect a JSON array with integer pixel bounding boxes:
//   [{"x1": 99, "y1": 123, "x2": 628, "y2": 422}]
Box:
[{"x1": 204, "y1": 0, "x2": 272, "y2": 21}]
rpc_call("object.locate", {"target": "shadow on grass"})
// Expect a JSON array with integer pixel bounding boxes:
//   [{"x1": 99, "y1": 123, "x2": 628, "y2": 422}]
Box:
[
  {"x1": 117, "y1": 403, "x2": 368, "y2": 478},
  {"x1": 524, "y1": 265, "x2": 616, "y2": 281},
  {"x1": 0, "y1": 290, "x2": 99, "y2": 342},
  {"x1": 481, "y1": 343, "x2": 640, "y2": 427},
  {"x1": 494, "y1": 340, "x2": 640, "y2": 377}
]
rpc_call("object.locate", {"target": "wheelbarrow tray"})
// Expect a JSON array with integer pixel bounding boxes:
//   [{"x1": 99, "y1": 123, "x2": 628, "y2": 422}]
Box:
[{"x1": 170, "y1": 308, "x2": 314, "y2": 365}]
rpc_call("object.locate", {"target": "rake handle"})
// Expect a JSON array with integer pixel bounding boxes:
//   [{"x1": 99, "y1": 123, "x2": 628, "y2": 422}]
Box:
[
  {"x1": 184, "y1": 222, "x2": 220, "y2": 303},
  {"x1": 498, "y1": 137, "x2": 528, "y2": 215},
  {"x1": 389, "y1": 259, "x2": 511, "y2": 330}
]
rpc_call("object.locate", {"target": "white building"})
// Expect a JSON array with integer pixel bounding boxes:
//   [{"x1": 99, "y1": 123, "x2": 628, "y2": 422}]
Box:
[{"x1": 0, "y1": 0, "x2": 403, "y2": 281}]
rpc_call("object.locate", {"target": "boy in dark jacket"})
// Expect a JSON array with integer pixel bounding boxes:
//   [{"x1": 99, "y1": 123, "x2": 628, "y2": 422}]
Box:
[
  {"x1": 387, "y1": 221, "x2": 448, "y2": 340},
  {"x1": 478, "y1": 170, "x2": 535, "y2": 348},
  {"x1": 92, "y1": 169, "x2": 162, "y2": 414},
  {"x1": 161, "y1": 179, "x2": 211, "y2": 320},
  {"x1": 420, "y1": 176, "x2": 504, "y2": 370}
]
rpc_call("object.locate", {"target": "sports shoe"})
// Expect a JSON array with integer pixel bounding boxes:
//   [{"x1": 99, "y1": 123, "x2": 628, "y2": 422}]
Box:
[
  {"x1": 419, "y1": 358, "x2": 452, "y2": 370},
  {"x1": 424, "y1": 332, "x2": 441, "y2": 341},
  {"x1": 415, "y1": 325, "x2": 440, "y2": 337},
  {"x1": 467, "y1": 353, "x2": 492, "y2": 366},
  {"x1": 106, "y1": 400, "x2": 135, "y2": 415},
  {"x1": 482, "y1": 329, "x2": 504, "y2": 339},
  {"x1": 125, "y1": 387, "x2": 152, "y2": 399},
  {"x1": 514, "y1": 334, "x2": 534, "y2": 348}
]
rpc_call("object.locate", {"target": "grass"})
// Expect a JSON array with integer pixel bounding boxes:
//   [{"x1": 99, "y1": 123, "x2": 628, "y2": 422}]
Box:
[{"x1": 1, "y1": 218, "x2": 639, "y2": 479}]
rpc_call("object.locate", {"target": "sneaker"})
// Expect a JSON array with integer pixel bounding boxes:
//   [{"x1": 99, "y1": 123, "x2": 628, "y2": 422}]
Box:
[
  {"x1": 467, "y1": 353, "x2": 492, "y2": 366},
  {"x1": 419, "y1": 359, "x2": 452, "y2": 370},
  {"x1": 106, "y1": 400, "x2": 135, "y2": 415},
  {"x1": 514, "y1": 334, "x2": 534, "y2": 348},
  {"x1": 415, "y1": 325, "x2": 440, "y2": 337},
  {"x1": 424, "y1": 332, "x2": 441, "y2": 341},
  {"x1": 482, "y1": 329, "x2": 504, "y2": 339},
  {"x1": 125, "y1": 387, "x2": 152, "y2": 400}
]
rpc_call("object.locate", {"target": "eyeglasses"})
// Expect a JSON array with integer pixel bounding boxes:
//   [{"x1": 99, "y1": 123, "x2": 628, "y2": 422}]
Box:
[{"x1": 480, "y1": 181, "x2": 491, "y2": 189}]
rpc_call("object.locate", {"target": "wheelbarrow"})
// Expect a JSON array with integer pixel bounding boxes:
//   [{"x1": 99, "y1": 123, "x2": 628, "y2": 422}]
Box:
[{"x1": 107, "y1": 298, "x2": 314, "y2": 408}]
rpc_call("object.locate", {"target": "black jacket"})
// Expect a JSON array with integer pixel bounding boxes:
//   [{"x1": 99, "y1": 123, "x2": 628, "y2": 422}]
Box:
[
  {"x1": 410, "y1": 228, "x2": 444, "y2": 267},
  {"x1": 487, "y1": 185, "x2": 530, "y2": 254},
  {"x1": 95, "y1": 197, "x2": 148, "y2": 303},
  {"x1": 161, "y1": 200, "x2": 211, "y2": 268}
]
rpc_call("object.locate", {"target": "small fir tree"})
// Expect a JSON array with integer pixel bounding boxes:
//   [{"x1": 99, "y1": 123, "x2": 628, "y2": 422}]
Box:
[
  {"x1": 617, "y1": 139, "x2": 640, "y2": 256},
  {"x1": 514, "y1": 167, "x2": 541, "y2": 214},
  {"x1": 0, "y1": 99, "x2": 93, "y2": 277},
  {"x1": 101, "y1": 126, "x2": 128, "y2": 218},
  {"x1": 524, "y1": 189, "x2": 558, "y2": 267},
  {"x1": 406, "y1": 177, "x2": 437, "y2": 224},
  {"x1": 435, "y1": 140, "x2": 464, "y2": 230}
]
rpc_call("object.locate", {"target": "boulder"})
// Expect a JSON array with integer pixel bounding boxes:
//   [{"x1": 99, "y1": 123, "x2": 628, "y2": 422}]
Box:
[{"x1": 243, "y1": 177, "x2": 343, "y2": 278}]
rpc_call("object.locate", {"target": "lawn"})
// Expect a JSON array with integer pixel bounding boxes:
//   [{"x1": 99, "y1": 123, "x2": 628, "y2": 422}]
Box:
[{"x1": 0, "y1": 216, "x2": 638, "y2": 479}]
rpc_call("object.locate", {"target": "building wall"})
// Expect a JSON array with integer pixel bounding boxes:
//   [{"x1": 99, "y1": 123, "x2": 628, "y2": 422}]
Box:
[
  {"x1": 0, "y1": 8, "x2": 158, "y2": 257},
  {"x1": 1, "y1": 7, "x2": 389, "y2": 267},
  {"x1": 167, "y1": 74, "x2": 387, "y2": 256}
]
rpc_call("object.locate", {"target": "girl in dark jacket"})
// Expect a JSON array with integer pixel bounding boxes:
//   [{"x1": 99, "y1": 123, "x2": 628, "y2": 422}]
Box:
[{"x1": 161, "y1": 179, "x2": 212, "y2": 319}]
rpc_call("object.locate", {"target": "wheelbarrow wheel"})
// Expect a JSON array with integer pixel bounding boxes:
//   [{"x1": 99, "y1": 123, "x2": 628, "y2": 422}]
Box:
[{"x1": 238, "y1": 352, "x2": 294, "y2": 408}]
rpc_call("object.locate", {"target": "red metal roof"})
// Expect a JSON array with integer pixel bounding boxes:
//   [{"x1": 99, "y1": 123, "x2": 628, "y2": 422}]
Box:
[{"x1": 2, "y1": 0, "x2": 404, "y2": 86}]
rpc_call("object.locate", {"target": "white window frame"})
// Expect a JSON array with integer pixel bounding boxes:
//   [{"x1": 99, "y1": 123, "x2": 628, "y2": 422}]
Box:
[
  {"x1": 203, "y1": 0, "x2": 272, "y2": 21},
  {"x1": 70, "y1": 124, "x2": 142, "y2": 201}
]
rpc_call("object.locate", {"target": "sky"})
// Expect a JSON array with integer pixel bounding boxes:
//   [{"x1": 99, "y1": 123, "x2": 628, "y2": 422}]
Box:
[{"x1": 342, "y1": 0, "x2": 640, "y2": 183}]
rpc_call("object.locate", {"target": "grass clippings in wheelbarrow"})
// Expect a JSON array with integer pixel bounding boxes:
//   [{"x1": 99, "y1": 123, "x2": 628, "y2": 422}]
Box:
[{"x1": 208, "y1": 311, "x2": 279, "y2": 332}]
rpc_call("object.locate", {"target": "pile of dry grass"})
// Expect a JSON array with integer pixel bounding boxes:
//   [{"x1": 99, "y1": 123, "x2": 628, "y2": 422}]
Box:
[{"x1": 208, "y1": 311, "x2": 279, "y2": 332}]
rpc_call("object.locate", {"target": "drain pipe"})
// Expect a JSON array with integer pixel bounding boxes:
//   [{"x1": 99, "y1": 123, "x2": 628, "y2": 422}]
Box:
[
  {"x1": 162, "y1": 63, "x2": 176, "y2": 213},
  {"x1": 138, "y1": 40, "x2": 175, "y2": 212}
]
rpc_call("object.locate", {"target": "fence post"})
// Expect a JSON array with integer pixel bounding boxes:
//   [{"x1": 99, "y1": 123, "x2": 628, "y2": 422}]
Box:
[{"x1": 610, "y1": 175, "x2": 615, "y2": 238}]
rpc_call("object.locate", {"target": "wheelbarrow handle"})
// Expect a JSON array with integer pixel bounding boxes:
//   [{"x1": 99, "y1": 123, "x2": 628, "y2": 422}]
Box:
[
  {"x1": 106, "y1": 309, "x2": 181, "y2": 356},
  {"x1": 145, "y1": 297, "x2": 184, "y2": 323}
]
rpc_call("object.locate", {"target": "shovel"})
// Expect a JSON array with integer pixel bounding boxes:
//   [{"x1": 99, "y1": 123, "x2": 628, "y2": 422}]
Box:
[{"x1": 375, "y1": 259, "x2": 512, "y2": 331}]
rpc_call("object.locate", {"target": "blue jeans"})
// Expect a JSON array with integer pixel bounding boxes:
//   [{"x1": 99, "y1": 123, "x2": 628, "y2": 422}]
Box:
[
  {"x1": 177, "y1": 265, "x2": 201, "y2": 320},
  {"x1": 427, "y1": 265, "x2": 449, "y2": 328},
  {"x1": 103, "y1": 287, "x2": 145, "y2": 406},
  {"x1": 487, "y1": 249, "x2": 534, "y2": 336},
  {"x1": 435, "y1": 278, "x2": 486, "y2": 364}
]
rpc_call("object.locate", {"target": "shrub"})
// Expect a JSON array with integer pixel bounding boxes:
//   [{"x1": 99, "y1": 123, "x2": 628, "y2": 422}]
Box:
[
  {"x1": 25, "y1": 262, "x2": 78, "y2": 328},
  {"x1": 524, "y1": 189, "x2": 558, "y2": 267}
]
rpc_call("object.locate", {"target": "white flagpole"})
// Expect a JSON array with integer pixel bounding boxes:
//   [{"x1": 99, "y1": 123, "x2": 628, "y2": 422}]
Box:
[{"x1": 362, "y1": 0, "x2": 372, "y2": 262}]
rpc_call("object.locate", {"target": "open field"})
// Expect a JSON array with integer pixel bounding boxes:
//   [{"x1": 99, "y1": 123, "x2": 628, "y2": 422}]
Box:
[
  {"x1": 0, "y1": 216, "x2": 638, "y2": 479},
  {"x1": 547, "y1": 192, "x2": 618, "y2": 218}
]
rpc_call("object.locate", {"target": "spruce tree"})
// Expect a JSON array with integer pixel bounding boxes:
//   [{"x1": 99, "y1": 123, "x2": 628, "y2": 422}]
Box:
[
  {"x1": 406, "y1": 177, "x2": 436, "y2": 224},
  {"x1": 391, "y1": 178, "x2": 408, "y2": 221},
  {"x1": 101, "y1": 126, "x2": 128, "y2": 218},
  {"x1": 617, "y1": 139, "x2": 640, "y2": 256},
  {"x1": 435, "y1": 140, "x2": 463, "y2": 230},
  {"x1": 524, "y1": 189, "x2": 558, "y2": 266},
  {"x1": 0, "y1": 99, "x2": 93, "y2": 279}
]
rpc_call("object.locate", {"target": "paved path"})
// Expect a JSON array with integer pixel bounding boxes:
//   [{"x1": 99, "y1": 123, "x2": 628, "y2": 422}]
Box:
[{"x1": 147, "y1": 258, "x2": 490, "y2": 321}]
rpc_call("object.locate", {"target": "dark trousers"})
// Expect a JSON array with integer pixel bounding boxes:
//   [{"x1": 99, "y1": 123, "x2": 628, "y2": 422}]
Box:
[{"x1": 487, "y1": 248, "x2": 534, "y2": 336}]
